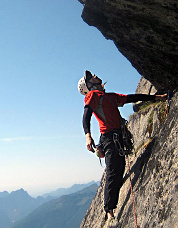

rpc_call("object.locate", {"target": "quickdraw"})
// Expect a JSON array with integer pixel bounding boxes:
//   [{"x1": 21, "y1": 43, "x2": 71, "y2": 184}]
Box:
[
  {"x1": 161, "y1": 90, "x2": 172, "y2": 123},
  {"x1": 113, "y1": 132, "x2": 125, "y2": 156}
]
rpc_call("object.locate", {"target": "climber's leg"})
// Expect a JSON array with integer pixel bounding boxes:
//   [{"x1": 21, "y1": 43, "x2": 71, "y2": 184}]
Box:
[{"x1": 104, "y1": 143, "x2": 125, "y2": 214}]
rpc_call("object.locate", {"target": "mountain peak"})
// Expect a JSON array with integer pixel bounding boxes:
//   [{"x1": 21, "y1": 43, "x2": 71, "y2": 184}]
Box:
[
  {"x1": 10, "y1": 188, "x2": 30, "y2": 198},
  {"x1": 0, "y1": 191, "x2": 9, "y2": 198}
]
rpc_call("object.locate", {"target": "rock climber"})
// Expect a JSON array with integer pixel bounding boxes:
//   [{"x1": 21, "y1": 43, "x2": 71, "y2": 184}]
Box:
[{"x1": 78, "y1": 70, "x2": 167, "y2": 220}]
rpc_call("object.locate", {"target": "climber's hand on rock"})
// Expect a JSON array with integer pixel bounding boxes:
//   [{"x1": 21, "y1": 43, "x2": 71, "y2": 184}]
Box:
[{"x1": 155, "y1": 93, "x2": 167, "y2": 101}]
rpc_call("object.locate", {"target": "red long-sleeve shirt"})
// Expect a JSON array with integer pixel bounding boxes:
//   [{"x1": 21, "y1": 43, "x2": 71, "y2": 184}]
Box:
[{"x1": 83, "y1": 90, "x2": 155, "y2": 135}]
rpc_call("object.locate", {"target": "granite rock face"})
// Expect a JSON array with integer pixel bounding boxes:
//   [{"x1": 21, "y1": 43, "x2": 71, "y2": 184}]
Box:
[
  {"x1": 135, "y1": 77, "x2": 157, "y2": 95},
  {"x1": 80, "y1": 92, "x2": 178, "y2": 228},
  {"x1": 133, "y1": 76, "x2": 157, "y2": 112},
  {"x1": 79, "y1": 0, "x2": 178, "y2": 92}
]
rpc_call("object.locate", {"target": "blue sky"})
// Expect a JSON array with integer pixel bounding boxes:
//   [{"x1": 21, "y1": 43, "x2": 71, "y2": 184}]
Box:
[{"x1": 0, "y1": 0, "x2": 141, "y2": 196}]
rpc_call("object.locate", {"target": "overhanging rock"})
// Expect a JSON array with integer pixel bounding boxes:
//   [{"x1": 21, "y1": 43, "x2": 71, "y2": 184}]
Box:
[{"x1": 79, "y1": 0, "x2": 178, "y2": 93}]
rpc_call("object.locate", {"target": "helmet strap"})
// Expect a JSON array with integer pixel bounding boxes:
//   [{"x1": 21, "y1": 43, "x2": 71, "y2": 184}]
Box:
[
  {"x1": 90, "y1": 86, "x2": 98, "y2": 91},
  {"x1": 87, "y1": 82, "x2": 101, "y2": 91}
]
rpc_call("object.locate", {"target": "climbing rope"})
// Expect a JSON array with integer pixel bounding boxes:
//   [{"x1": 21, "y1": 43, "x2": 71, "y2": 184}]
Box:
[
  {"x1": 113, "y1": 119, "x2": 138, "y2": 227},
  {"x1": 126, "y1": 155, "x2": 138, "y2": 228},
  {"x1": 125, "y1": 91, "x2": 172, "y2": 227},
  {"x1": 112, "y1": 92, "x2": 172, "y2": 227}
]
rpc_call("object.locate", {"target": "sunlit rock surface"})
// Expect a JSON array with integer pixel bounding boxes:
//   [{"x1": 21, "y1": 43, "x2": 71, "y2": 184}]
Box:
[{"x1": 80, "y1": 92, "x2": 177, "y2": 228}]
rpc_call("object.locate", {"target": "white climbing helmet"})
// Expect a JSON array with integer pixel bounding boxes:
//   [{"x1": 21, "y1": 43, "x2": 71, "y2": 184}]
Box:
[
  {"x1": 78, "y1": 76, "x2": 90, "y2": 95},
  {"x1": 78, "y1": 70, "x2": 92, "y2": 95}
]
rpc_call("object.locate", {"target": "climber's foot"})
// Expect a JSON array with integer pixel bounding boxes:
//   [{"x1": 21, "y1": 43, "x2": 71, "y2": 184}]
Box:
[{"x1": 107, "y1": 210, "x2": 114, "y2": 220}]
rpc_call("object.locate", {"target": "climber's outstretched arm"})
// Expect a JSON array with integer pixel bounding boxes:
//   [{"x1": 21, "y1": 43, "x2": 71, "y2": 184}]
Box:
[{"x1": 126, "y1": 93, "x2": 167, "y2": 103}]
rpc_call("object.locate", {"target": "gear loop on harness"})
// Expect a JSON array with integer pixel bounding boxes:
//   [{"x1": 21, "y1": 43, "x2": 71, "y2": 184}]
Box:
[
  {"x1": 113, "y1": 132, "x2": 125, "y2": 156},
  {"x1": 113, "y1": 119, "x2": 134, "y2": 156}
]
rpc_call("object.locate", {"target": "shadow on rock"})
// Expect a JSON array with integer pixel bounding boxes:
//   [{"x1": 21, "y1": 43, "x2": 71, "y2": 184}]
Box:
[{"x1": 117, "y1": 139, "x2": 155, "y2": 221}]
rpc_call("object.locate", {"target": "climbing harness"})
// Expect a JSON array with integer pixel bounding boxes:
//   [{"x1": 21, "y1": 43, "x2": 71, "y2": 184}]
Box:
[
  {"x1": 113, "y1": 118, "x2": 134, "y2": 156},
  {"x1": 113, "y1": 132, "x2": 125, "y2": 156}
]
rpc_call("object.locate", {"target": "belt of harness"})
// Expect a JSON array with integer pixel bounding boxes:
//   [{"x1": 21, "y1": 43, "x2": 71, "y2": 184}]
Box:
[
  {"x1": 96, "y1": 119, "x2": 134, "y2": 165},
  {"x1": 113, "y1": 118, "x2": 134, "y2": 156}
]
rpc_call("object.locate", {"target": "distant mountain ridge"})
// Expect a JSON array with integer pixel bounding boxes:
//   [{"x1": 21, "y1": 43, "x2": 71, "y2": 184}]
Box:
[
  {"x1": 0, "y1": 191, "x2": 9, "y2": 198},
  {"x1": 0, "y1": 181, "x2": 99, "y2": 228},
  {"x1": 0, "y1": 188, "x2": 50, "y2": 228},
  {"x1": 11, "y1": 184, "x2": 98, "y2": 228},
  {"x1": 41, "y1": 180, "x2": 100, "y2": 198}
]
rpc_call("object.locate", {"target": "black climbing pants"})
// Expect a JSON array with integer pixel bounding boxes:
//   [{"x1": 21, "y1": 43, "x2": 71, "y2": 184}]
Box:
[{"x1": 99, "y1": 129, "x2": 126, "y2": 213}]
